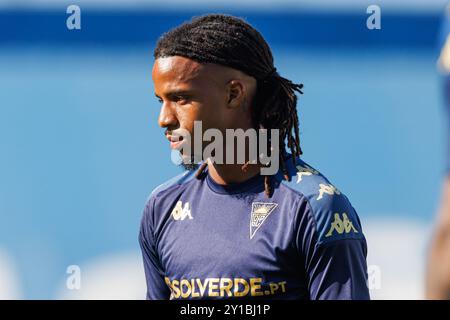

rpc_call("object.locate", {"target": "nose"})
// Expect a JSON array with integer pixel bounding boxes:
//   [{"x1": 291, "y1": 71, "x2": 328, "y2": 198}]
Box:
[{"x1": 158, "y1": 101, "x2": 178, "y2": 128}]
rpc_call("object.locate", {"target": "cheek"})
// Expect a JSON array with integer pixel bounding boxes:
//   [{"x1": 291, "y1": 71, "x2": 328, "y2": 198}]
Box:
[
  {"x1": 174, "y1": 104, "x2": 201, "y2": 136},
  {"x1": 198, "y1": 98, "x2": 229, "y2": 131},
  {"x1": 178, "y1": 91, "x2": 228, "y2": 132}
]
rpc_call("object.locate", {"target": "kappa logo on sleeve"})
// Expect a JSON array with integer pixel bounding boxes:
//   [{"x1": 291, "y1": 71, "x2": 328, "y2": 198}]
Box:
[
  {"x1": 295, "y1": 163, "x2": 319, "y2": 183},
  {"x1": 171, "y1": 200, "x2": 193, "y2": 221},
  {"x1": 325, "y1": 213, "x2": 359, "y2": 237},
  {"x1": 316, "y1": 183, "x2": 341, "y2": 200},
  {"x1": 250, "y1": 202, "x2": 278, "y2": 239}
]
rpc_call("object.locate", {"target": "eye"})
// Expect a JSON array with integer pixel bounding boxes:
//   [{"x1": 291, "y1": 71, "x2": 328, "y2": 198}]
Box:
[
  {"x1": 174, "y1": 95, "x2": 189, "y2": 105},
  {"x1": 156, "y1": 97, "x2": 163, "y2": 104}
]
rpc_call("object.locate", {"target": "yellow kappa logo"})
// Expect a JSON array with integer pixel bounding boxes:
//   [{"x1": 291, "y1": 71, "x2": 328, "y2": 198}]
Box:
[
  {"x1": 295, "y1": 164, "x2": 319, "y2": 183},
  {"x1": 317, "y1": 183, "x2": 341, "y2": 200},
  {"x1": 171, "y1": 200, "x2": 193, "y2": 221},
  {"x1": 325, "y1": 213, "x2": 358, "y2": 237}
]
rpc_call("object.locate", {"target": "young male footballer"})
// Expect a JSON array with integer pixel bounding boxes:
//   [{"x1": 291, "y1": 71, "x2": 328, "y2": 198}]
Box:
[{"x1": 139, "y1": 14, "x2": 369, "y2": 300}]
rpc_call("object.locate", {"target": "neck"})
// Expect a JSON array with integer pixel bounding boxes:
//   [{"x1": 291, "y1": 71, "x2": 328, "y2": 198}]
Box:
[{"x1": 206, "y1": 158, "x2": 261, "y2": 185}]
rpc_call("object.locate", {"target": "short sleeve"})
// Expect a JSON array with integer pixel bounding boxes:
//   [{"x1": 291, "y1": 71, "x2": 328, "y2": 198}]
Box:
[
  {"x1": 139, "y1": 196, "x2": 171, "y2": 300},
  {"x1": 295, "y1": 195, "x2": 370, "y2": 300}
]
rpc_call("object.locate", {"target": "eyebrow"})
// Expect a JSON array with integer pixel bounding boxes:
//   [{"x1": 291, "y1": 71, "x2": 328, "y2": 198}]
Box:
[{"x1": 155, "y1": 90, "x2": 193, "y2": 99}]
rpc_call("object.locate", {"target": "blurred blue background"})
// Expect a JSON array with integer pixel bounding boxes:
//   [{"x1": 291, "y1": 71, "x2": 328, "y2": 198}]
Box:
[{"x1": 0, "y1": 0, "x2": 448, "y2": 299}]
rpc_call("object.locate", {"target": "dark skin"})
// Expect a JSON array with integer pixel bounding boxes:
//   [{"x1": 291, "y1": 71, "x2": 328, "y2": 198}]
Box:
[{"x1": 152, "y1": 55, "x2": 260, "y2": 184}]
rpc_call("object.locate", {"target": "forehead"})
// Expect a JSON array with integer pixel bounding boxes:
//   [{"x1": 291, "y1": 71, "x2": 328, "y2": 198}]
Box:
[
  {"x1": 152, "y1": 56, "x2": 203, "y2": 84},
  {"x1": 152, "y1": 56, "x2": 235, "y2": 95}
]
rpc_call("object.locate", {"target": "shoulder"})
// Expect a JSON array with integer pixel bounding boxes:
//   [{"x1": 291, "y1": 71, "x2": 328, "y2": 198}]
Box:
[
  {"x1": 142, "y1": 169, "x2": 197, "y2": 219},
  {"x1": 148, "y1": 169, "x2": 197, "y2": 201},
  {"x1": 277, "y1": 156, "x2": 365, "y2": 245}
]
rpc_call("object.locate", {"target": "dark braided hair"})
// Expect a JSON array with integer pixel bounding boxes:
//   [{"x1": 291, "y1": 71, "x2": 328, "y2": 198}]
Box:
[{"x1": 154, "y1": 14, "x2": 304, "y2": 197}]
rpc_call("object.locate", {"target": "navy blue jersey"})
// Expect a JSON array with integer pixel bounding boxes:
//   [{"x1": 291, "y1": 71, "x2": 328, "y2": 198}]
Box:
[{"x1": 139, "y1": 155, "x2": 369, "y2": 300}]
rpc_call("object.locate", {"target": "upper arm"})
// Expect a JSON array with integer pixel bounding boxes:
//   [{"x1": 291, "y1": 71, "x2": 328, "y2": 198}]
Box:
[
  {"x1": 306, "y1": 239, "x2": 369, "y2": 300},
  {"x1": 139, "y1": 196, "x2": 171, "y2": 300},
  {"x1": 296, "y1": 192, "x2": 370, "y2": 300}
]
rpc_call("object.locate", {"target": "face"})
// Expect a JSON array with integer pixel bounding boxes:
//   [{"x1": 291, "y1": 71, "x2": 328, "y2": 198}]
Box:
[{"x1": 152, "y1": 56, "x2": 255, "y2": 165}]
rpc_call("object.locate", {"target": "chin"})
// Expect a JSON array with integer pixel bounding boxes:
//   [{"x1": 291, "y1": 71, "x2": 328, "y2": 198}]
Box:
[
  {"x1": 178, "y1": 152, "x2": 201, "y2": 171},
  {"x1": 179, "y1": 162, "x2": 200, "y2": 171}
]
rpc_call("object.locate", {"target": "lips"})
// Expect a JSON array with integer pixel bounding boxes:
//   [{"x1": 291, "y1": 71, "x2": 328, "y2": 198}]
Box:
[{"x1": 166, "y1": 134, "x2": 184, "y2": 150}]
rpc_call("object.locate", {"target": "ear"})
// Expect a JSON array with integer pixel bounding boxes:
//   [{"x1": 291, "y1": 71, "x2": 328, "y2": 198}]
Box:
[{"x1": 226, "y1": 80, "x2": 246, "y2": 109}]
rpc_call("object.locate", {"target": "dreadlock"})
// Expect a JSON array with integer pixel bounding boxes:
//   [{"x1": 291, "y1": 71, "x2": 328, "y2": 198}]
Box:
[{"x1": 154, "y1": 14, "x2": 304, "y2": 197}]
